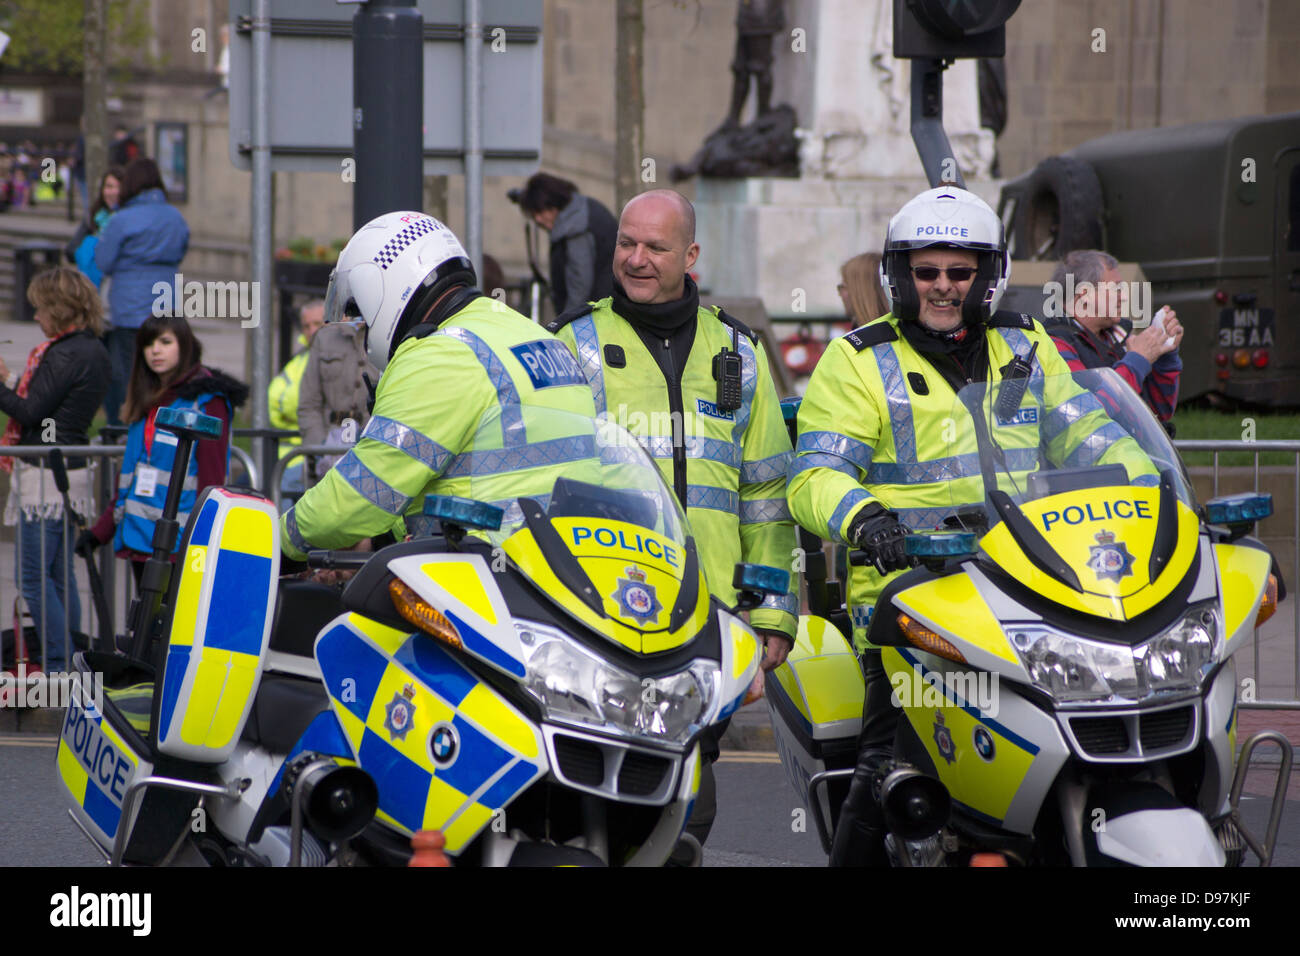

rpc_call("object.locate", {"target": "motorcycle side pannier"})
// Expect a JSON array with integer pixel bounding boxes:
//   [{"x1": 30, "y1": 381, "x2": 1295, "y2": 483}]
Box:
[{"x1": 766, "y1": 615, "x2": 863, "y2": 839}]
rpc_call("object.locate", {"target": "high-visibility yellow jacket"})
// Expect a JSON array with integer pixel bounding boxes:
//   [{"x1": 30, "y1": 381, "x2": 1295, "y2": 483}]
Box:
[
  {"x1": 281, "y1": 296, "x2": 597, "y2": 560},
  {"x1": 787, "y1": 311, "x2": 1157, "y2": 651},
  {"x1": 268, "y1": 335, "x2": 309, "y2": 449},
  {"x1": 552, "y1": 299, "x2": 799, "y2": 639}
]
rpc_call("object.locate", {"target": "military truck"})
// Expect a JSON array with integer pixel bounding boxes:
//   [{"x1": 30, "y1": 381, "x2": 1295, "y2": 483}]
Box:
[{"x1": 998, "y1": 111, "x2": 1300, "y2": 406}]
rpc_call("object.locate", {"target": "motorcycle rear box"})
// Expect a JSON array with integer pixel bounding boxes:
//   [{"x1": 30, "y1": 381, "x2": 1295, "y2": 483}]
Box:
[{"x1": 155, "y1": 488, "x2": 281, "y2": 763}]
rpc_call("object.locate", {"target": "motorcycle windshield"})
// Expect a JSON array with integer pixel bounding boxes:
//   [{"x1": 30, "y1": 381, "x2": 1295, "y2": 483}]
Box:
[
  {"x1": 466, "y1": 405, "x2": 702, "y2": 640},
  {"x1": 938, "y1": 369, "x2": 1197, "y2": 614}
]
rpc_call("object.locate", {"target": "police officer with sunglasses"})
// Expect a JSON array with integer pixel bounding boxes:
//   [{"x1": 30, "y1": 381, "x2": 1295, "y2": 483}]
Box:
[{"x1": 786, "y1": 186, "x2": 1155, "y2": 865}]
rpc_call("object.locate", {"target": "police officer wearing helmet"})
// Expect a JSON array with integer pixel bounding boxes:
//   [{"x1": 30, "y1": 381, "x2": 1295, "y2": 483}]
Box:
[
  {"x1": 280, "y1": 212, "x2": 596, "y2": 560},
  {"x1": 786, "y1": 186, "x2": 1155, "y2": 866},
  {"x1": 547, "y1": 188, "x2": 798, "y2": 853}
]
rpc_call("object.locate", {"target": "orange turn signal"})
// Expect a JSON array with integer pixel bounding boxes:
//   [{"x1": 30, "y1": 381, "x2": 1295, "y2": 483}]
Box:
[
  {"x1": 389, "y1": 578, "x2": 463, "y2": 649},
  {"x1": 1256, "y1": 574, "x2": 1279, "y2": 627},
  {"x1": 897, "y1": 613, "x2": 967, "y2": 664}
]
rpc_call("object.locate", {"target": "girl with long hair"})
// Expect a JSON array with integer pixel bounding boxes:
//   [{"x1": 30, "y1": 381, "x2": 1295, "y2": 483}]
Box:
[
  {"x1": 64, "y1": 165, "x2": 125, "y2": 288},
  {"x1": 84, "y1": 315, "x2": 248, "y2": 585}
]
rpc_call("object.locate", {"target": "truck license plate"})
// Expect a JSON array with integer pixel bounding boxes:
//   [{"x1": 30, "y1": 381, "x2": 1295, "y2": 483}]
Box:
[{"x1": 1218, "y1": 307, "x2": 1274, "y2": 348}]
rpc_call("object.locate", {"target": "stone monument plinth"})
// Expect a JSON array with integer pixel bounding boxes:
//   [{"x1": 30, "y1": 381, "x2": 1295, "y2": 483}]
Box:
[{"x1": 694, "y1": 0, "x2": 1000, "y2": 319}]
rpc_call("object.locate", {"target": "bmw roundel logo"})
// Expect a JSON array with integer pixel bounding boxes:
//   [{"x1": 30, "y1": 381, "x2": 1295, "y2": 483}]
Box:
[
  {"x1": 973, "y1": 726, "x2": 995, "y2": 761},
  {"x1": 430, "y1": 722, "x2": 459, "y2": 767}
]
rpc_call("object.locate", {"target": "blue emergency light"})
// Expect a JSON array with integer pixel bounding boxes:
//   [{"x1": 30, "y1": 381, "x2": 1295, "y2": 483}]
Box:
[
  {"x1": 1204, "y1": 493, "x2": 1273, "y2": 527},
  {"x1": 423, "y1": 495, "x2": 504, "y2": 531},
  {"x1": 155, "y1": 407, "x2": 224, "y2": 439},
  {"x1": 733, "y1": 563, "x2": 791, "y2": 596},
  {"x1": 780, "y1": 398, "x2": 801, "y2": 424},
  {"x1": 905, "y1": 531, "x2": 978, "y2": 559}
]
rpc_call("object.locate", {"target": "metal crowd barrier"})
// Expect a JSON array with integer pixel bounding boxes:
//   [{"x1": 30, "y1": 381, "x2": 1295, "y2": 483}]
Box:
[
  {"x1": 1175, "y1": 439, "x2": 1300, "y2": 709},
  {"x1": 0, "y1": 436, "x2": 261, "y2": 676},
  {"x1": 268, "y1": 444, "x2": 352, "y2": 509}
]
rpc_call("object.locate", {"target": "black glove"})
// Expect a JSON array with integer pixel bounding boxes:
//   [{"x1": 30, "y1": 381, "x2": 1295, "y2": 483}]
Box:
[
  {"x1": 74, "y1": 529, "x2": 102, "y2": 558},
  {"x1": 848, "y1": 503, "x2": 914, "y2": 576}
]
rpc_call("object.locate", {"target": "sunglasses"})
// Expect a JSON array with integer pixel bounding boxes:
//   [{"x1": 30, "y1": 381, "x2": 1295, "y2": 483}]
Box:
[{"x1": 911, "y1": 266, "x2": 978, "y2": 282}]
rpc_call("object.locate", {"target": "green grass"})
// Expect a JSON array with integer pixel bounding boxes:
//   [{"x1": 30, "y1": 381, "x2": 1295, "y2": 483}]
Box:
[{"x1": 1171, "y1": 408, "x2": 1300, "y2": 467}]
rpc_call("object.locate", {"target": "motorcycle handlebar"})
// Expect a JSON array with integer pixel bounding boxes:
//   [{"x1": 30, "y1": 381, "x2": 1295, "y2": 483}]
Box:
[{"x1": 306, "y1": 550, "x2": 371, "y2": 570}]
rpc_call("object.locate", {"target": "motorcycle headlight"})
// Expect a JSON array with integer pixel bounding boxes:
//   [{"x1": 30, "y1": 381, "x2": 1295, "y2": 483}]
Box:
[
  {"x1": 1011, "y1": 602, "x2": 1220, "y2": 704},
  {"x1": 1135, "y1": 603, "x2": 1218, "y2": 692},
  {"x1": 515, "y1": 621, "x2": 715, "y2": 745}
]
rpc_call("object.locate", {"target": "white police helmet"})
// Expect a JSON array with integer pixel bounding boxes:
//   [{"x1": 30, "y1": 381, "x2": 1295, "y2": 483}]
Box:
[
  {"x1": 323, "y1": 211, "x2": 475, "y2": 370},
  {"x1": 879, "y1": 187, "x2": 1011, "y2": 326}
]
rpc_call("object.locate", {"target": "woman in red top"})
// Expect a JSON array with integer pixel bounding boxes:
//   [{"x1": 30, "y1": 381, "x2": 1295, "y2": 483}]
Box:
[{"x1": 82, "y1": 315, "x2": 248, "y2": 586}]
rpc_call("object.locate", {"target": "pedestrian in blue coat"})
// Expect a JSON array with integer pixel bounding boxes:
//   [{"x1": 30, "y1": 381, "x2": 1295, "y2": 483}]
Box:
[{"x1": 94, "y1": 157, "x2": 190, "y2": 427}]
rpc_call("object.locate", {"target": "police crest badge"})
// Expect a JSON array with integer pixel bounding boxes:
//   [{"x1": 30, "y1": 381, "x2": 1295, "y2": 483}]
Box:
[
  {"x1": 384, "y1": 683, "x2": 418, "y2": 742},
  {"x1": 611, "y1": 566, "x2": 662, "y2": 625},
  {"x1": 1086, "y1": 529, "x2": 1134, "y2": 583},
  {"x1": 933, "y1": 711, "x2": 956, "y2": 764}
]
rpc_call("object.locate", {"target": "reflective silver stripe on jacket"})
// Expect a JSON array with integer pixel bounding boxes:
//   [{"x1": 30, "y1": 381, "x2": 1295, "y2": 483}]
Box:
[
  {"x1": 730, "y1": 335, "x2": 759, "y2": 444},
  {"x1": 758, "y1": 591, "x2": 799, "y2": 616},
  {"x1": 1042, "y1": 392, "x2": 1104, "y2": 444},
  {"x1": 740, "y1": 497, "x2": 791, "y2": 524},
  {"x1": 437, "y1": 326, "x2": 526, "y2": 444},
  {"x1": 828, "y1": 487, "x2": 871, "y2": 543},
  {"x1": 866, "y1": 447, "x2": 1039, "y2": 485},
  {"x1": 787, "y1": 452, "x2": 859, "y2": 481},
  {"x1": 872, "y1": 341, "x2": 917, "y2": 465},
  {"x1": 641, "y1": 434, "x2": 742, "y2": 470},
  {"x1": 570, "y1": 315, "x2": 606, "y2": 416},
  {"x1": 686, "y1": 485, "x2": 740, "y2": 514},
  {"x1": 740, "y1": 451, "x2": 793, "y2": 484},
  {"x1": 362, "y1": 415, "x2": 454, "y2": 473},
  {"x1": 285, "y1": 508, "x2": 312, "y2": 554},
  {"x1": 1063, "y1": 421, "x2": 1127, "y2": 468},
  {"x1": 443, "y1": 435, "x2": 598, "y2": 478},
  {"x1": 796, "y1": 430, "x2": 874, "y2": 471},
  {"x1": 335, "y1": 449, "x2": 412, "y2": 515}
]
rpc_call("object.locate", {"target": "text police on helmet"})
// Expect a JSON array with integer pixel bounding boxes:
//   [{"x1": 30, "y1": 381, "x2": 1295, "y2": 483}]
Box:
[{"x1": 879, "y1": 187, "x2": 1011, "y2": 327}]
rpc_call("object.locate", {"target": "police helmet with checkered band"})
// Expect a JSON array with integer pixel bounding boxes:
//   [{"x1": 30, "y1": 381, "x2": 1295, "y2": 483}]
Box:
[
  {"x1": 323, "y1": 211, "x2": 476, "y2": 370},
  {"x1": 879, "y1": 186, "x2": 1011, "y2": 328}
]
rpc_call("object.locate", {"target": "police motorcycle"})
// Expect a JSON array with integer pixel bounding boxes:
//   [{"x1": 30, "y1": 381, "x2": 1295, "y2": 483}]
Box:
[
  {"x1": 55, "y1": 404, "x2": 780, "y2": 866},
  {"x1": 768, "y1": 367, "x2": 1291, "y2": 866}
]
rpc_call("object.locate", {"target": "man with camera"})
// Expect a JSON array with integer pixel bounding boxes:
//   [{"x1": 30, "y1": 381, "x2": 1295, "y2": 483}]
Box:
[{"x1": 512, "y1": 172, "x2": 618, "y2": 317}]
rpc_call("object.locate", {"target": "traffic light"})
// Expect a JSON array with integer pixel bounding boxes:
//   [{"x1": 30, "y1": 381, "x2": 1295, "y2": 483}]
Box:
[{"x1": 894, "y1": 0, "x2": 1022, "y2": 59}]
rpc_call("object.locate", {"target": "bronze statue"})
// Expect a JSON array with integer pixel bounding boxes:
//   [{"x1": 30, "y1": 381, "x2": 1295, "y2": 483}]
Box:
[
  {"x1": 725, "y1": 0, "x2": 786, "y2": 128},
  {"x1": 672, "y1": 0, "x2": 797, "y2": 181}
]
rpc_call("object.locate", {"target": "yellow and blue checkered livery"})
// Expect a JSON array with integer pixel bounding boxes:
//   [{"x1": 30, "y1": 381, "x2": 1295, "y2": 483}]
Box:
[
  {"x1": 157, "y1": 488, "x2": 281, "y2": 763},
  {"x1": 315, "y1": 612, "x2": 549, "y2": 855},
  {"x1": 56, "y1": 678, "x2": 150, "y2": 852}
]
